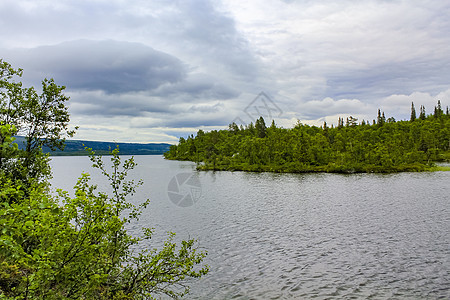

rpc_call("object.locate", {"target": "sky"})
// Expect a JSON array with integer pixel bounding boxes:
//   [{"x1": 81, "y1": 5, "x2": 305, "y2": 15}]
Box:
[{"x1": 1, "y1": 0, "x2": 449, "y2": 143}]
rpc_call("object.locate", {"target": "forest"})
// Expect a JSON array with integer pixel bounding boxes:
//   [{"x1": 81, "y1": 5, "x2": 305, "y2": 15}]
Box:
[{"x1": 164, "y1": 102, "x2": 450, "y2": 173}]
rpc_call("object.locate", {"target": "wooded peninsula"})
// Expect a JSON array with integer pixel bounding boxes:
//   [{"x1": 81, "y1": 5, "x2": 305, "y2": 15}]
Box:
[{"x1": 164, "y1": 102, "x2": 450, "y2": 173}]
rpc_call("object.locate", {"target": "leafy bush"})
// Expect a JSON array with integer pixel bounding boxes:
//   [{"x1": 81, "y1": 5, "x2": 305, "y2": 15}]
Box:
[
  {"x1": 0, "y1": 147, "x2": 208, "y2": 300},
  {"x1": 0, "y1": 59, "x2": 208, "y2": 299}
]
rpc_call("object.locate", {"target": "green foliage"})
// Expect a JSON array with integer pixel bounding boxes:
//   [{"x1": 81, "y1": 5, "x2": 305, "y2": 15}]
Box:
[
  {"x1": 410, "y1": 102, "x2": 416, "y2": 121},
  {"x1": 0, "y1": 59, "x2": 208, "y2": 299},
  {"x1": 419, "y1": 105, "x2": 426, "y2": 120},
  {"x1": 255, "y1": 116, "x2": 267, "y2": 138},
  {"x1": 434, "y1": 100, "x2": 444, "y2": 118},
  {"x1": 0, "y1": 59, "x2": 76, "y2": 185},
  {"x1": 0, "y1": 148, "x2": 208, "y2": 299},
  {"x1": 165, "y1": 110, "x2": 450, "y2": 173}
]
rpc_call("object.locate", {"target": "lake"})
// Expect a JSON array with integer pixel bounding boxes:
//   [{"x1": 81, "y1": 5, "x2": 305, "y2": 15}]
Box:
[{"x1": 50, "y1": 155, "x2": 450, "y2": 299}]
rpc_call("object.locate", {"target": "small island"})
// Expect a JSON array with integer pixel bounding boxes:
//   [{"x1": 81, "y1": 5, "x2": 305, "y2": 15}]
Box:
[{"x1": 164, "y1": 102, "x2": 450, "y2": 173}]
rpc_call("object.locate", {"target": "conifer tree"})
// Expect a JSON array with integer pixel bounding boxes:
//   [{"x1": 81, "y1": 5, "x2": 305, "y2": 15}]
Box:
[
  {"x1": 337, "y1": 117, "x2": 344, "y2": 128},
  {"x1": 410, "y1": 102, "x2": 416, "y2": 121},
  {"x1": 434, "y1": 100, "x2": 443, "y2": 118},
  {"x1": 419, "y1": 105, "x2": 426, "y2": 120},
  {"x1": 270, "y1": 120, "x2": 276, "y2": 129},
  {"x1": 377, "y1": 109, "x2": 385, "y2": 126},
  {"x1": 323, "y1": 121, "x2": 329, "y2": 137},
  {"x1": 255, "y1": 116, "x2": 267, "y2": 138},
  {"x1": 229, "y1": 122, "x2": 240, "y2": 134},
  {"x1": 347, "y1": 116, "x2": 358, "y2": 126}
]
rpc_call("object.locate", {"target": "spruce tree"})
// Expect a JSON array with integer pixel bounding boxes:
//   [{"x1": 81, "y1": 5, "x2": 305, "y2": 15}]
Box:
[
  {"x1": 434, "y1": 100, "x2": 443, "y2": 118},
  {"x1": 337, "y1": 117, "x2": 344, "y2": 128},
  {"x1": 377, "y1": 109, "x2": 385, "y2": 126},
  {"x1": 419, "y1": 105, "x2": 426, "y2": 120},
  {"x1": 410, "y1": 102, "x2": 416, "y2": 121},
  {"x1": 255, "y1": 116, "x2": 267, "y2": 138},
  {"x1": 270, "y1": 120, "x2": 276, "y2": 129},
  {"x1": 347, "y1": 116, "x2": 358, "y2": 126}
]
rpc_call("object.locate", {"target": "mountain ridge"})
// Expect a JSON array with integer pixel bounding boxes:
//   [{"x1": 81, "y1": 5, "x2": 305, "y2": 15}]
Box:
[{"x1": 13, "y1": 136, "x2": 172, "y2": 156}]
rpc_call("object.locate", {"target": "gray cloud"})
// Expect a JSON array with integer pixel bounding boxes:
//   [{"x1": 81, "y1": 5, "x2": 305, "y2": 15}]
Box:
[
  {"x1": 4, "y1": 40, "x2": 186, "y2": 94},
  {"x1": 130, "y1": 112, "x2": 232, "y2": 129},
  {"x1": 68, "y1": 92, "x2": 171, "y2": 117},
  {"x1": 67, "y1": 88, "x2": 233, "y2": 118},
  {"x1": 152, "y1": 73, "x2": 240, "y2": 100},
  {"x1": 296, "y1": 97, "x2": 373, "y2": 120},
  {"x1": 151, "y1": 0, "x2": 261, "y2": 81},
  {"x1": 325, "y1": 57, "x2": 450, "y2": 101},
  {"x1": 3, "y1": 39, "x2": 241, "y2": 120}
]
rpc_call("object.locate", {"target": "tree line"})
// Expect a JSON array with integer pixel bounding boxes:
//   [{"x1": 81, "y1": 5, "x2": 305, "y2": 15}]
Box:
[
  {"x1": 1, "y1": 59, "x2": 208, "y2": 299},
  {"x1": 164, "y1": 101, "x2": 450, "y2": 173}
]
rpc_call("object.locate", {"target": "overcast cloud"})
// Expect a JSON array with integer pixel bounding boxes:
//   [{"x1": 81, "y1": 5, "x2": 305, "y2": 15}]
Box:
[{"x1": 1, "y1": 0, "x2": 449, "y2": 143}]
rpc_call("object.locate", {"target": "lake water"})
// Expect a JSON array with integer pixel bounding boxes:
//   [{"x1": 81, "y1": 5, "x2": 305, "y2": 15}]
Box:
[{"x1": 50, "y1": 155, "x2": 450, "y2": 299}]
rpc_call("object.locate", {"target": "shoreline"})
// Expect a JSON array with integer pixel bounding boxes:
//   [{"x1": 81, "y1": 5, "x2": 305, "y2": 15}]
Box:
[{"x1": 191, "y1": 161, "x2": 450, "y2": 174}]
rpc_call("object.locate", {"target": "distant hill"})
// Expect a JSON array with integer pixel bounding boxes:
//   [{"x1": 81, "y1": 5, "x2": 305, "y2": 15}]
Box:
[{"x1": 13, "y1": 136, "x2": 172, "y2": 156}]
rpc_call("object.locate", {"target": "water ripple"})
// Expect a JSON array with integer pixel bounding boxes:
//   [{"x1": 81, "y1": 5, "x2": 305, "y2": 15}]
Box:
[{"x1": 50, "y1": 157, "x2": 450, "y2": 299}]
